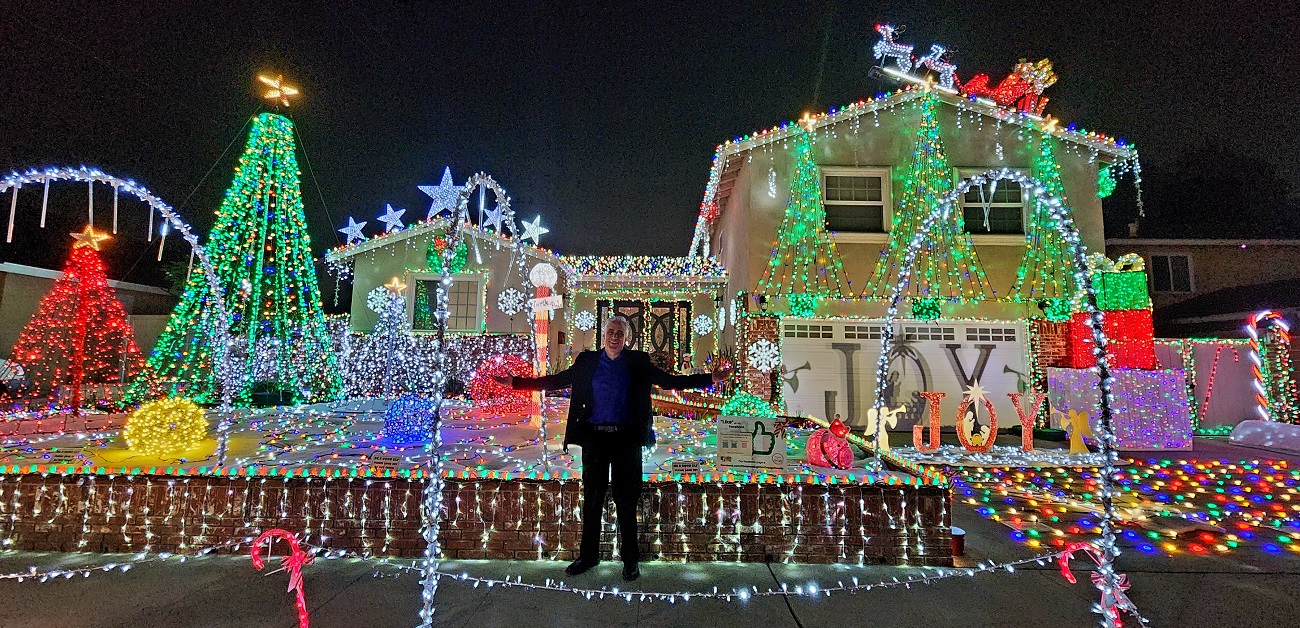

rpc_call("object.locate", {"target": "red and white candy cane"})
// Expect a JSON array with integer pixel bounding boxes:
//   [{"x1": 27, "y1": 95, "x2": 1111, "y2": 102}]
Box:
[
  {"x1": 251, "y1": 529, "x2": 314, "y2": 628},
  {"x1": 1058, "y1": 541, "x2": 1139, "y2": 627},
  {"x1": 1246, "y1": 310, "x2": 1291, "y2": 421}
]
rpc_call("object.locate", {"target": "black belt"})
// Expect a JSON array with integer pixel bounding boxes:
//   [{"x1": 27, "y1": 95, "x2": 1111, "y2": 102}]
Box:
[{"x1": 591, "y1": 425, "x2": 622, "y2": 433}]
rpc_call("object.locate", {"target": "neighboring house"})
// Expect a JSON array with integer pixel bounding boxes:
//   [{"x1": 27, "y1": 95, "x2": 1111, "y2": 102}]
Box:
[
  {"x1": 0, "y1": 263, "x2": 176, "y2": 356},
  {"x1": 1104, "y1": 238, "x2": 1300, "y2": 337}
]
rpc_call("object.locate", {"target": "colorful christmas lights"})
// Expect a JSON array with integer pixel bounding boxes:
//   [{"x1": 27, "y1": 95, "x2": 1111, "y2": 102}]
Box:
[
  {"x1": 133, "y1": 113, "x2": 341, "y2": 405},
  {"x1": 755, "y1": 130, "x2": 850, "y2": 301},
  {"x1": 124, "y1": 398, "x2": 208, "y2": 458},
  {"x1": 865, "y1": 94, "x2": 993, "y2": 300},
  {"x1": 6, "y1": 228, "x2": 144, "y2": 412}
]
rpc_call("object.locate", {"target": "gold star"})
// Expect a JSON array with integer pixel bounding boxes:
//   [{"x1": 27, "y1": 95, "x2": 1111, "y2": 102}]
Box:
[
  {"x1": 384, "y1": 276, "x2": 407, "y2": 294},
  {"x1": 799, "y1": 111, "x2": 818, "y2": 131},
  {"x1": 1042, "y1": 115, "x2": 1060, "y2": 133},
  {"x1": 70, "y1": 225, "x2": 111, "y2": 250},
  {"x1": 258, "y1": 74, "x2": 300, "y2": 107}
]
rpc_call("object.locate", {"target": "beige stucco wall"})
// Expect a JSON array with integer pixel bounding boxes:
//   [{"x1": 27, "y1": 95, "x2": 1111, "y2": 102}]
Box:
[
  {"x1": 709, "y1": 98, "x2": 1106, "y2": 317},
  {"x1": 1104, "y1": 240, "x2": 1300, "y2": 310},
  {"x1": 347, "y1": 229, "x2": 569, "y2": 371},
  {"x1": 0, "y1": 272, "x2": 177, "y2": 356}
]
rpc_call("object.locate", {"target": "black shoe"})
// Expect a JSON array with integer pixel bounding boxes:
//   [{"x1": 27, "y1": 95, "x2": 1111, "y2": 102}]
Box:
[
  {"x1": 565, "y1": 558, "x2": 597, "y2": 576},
  {"x1": 621, "y1": 564, "x2": 640, "y2": 582}
]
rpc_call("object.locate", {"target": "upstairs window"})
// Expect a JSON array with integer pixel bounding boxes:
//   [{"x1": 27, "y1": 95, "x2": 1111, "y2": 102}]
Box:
[
  {"x1": 822, "y1": 168, "x2": 889, "y2": 233},
  {"x1": 1150, "y1": 254, "x2": 1193, "y2": 293},
  {"x1": 961, "y1": 178, "x2": 1025, "y2": 235}
]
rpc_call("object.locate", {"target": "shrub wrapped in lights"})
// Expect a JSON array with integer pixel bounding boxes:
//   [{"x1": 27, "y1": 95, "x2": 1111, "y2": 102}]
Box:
[
  {"x1": 467, "y1": 355, "x2": 535, "y2": 415},
  {"x1": 124, "y1": 398, "x2": 208, "y2": 457},
  {"x1": 720, "y1": 391, "x2": 776, "y2": 418}
]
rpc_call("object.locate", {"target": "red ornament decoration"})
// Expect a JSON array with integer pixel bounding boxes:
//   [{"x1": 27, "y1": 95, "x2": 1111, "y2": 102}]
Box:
[
  {"x1": 912, "y1": 391, "x2": 946, "y2": 452},
  {"x1": 807, "y1": 421, "x2": 854, "y2": 469},
  {"x1": 1065, "y1": 310, "x2": 1156, "y2": 369},
  {"x1": 1008, "y1": 392, "x2": 1047, "y2": 452},
  {"x1": 467, "y1": 354, "x2": 535, "y2": 415},
  {"x1": 251, "y1": 529, "x2": 314, "y2": 628},
  {"x1": 6, "y1": 227, "x2": 143, "y2": 413}
]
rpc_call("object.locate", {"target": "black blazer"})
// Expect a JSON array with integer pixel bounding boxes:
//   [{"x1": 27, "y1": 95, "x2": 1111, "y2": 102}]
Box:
[{"x1": 512, "y1": 349, "x2": 714, "y2": 449}]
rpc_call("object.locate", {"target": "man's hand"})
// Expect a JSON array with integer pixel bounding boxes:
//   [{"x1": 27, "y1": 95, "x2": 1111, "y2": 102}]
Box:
[
  {"x1": 492, "y1": 375, "x2": 514, "y2": 387},
  {"x1": 710, "y1": 362, "x2": 733, "y2": 384}
]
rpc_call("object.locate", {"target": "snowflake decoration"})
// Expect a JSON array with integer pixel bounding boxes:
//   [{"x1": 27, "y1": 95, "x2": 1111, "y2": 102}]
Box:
[
  {"x1": 746, "y1": 338, "x2": 781, "y2": 373},
  {"x1": 366, "y1": 286, "x2": 400, "y2": 313},
  {"x1": 573, "y1": 310, "x2": 597, "y2": 331},
  {"x1": 497, "y1": 288, "x2": 527, "y2": 316},
  {"x1": 692, "y1": 314, "x2": 715, "y2": 336}
]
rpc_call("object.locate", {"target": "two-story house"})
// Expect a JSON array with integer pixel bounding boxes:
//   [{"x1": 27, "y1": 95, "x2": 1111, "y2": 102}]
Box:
[{"x1": 686, "y1": 81, "x2": 1138, "y2": 430}]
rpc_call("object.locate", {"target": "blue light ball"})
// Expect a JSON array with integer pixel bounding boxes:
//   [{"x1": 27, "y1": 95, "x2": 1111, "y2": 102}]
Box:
[{"x1": 384, "y1": 394, "x2": 436, "y2": 444}]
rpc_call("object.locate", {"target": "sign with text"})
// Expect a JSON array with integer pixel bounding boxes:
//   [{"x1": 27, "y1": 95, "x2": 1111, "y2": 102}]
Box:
[
  {"x1": 529, "y1": 295, "x2": 563, "y2": 312},
  {"x1": 716, "y1": 415, "x2": 787, "y2": 470},
  {"x1": 369, "y1": 453, "x2": 402, "y2": 473}
]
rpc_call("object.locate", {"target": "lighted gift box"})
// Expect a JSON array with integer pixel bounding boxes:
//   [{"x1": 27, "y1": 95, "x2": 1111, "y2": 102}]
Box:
[
  {"x1": 1095, "y1": 269, "x2": 1150, "y2": 311},
  {"x1": 1047, "y1": 367, "x2": 1193, "y2": 451},
  {"x1": 1065, "y1": 309, "x2": 1156, "y2": 370}
]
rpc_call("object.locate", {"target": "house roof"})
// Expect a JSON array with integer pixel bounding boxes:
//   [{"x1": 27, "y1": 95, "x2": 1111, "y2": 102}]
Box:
[
  {"x1": 324, "y1": 218, "x2": 556, "y2": 265},
  {"x1": 688, "y1": 84, "x2": 1140, "y2": 256},
  {"x1": 560, "y1": 255, "x2": 727, "y2": 283}
]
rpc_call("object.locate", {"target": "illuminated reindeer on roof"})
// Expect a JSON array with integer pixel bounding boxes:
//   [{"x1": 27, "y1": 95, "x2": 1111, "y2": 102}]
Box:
[
  {"x1": 872, "y1": 23, "x2": 914, "y2": 72},
  {"x1": 870, "y1": 22, "x2": 1057, "y2": 116}
]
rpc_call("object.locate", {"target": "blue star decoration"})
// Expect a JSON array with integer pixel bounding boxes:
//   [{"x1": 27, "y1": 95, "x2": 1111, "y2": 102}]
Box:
[
  {"x1": 520, "y1": 215, "x2": 549, "y2": 245},
  {"x1": 339, "y1": 217, "x2": 367, "y2": 244},
  {"x1": 378, "y1": 203, "x2": 406, "y2": 232},
  {"x1": 418, "y1": 166, "x2": 459, "y2": 220}
]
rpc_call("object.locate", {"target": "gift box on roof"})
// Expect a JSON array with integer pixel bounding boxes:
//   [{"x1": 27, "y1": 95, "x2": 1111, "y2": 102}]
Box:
[
  {"x1": 1065, "y1": 309, "x2": 1156, "y2": 370},
  {"x1": 1087, "y1": 253, "x2": 1150, "y2": 311}
]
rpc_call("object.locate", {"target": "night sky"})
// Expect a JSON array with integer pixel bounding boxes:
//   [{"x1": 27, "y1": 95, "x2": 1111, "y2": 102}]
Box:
[{"x1": 2, "y1": 1, "x2": 1298, "y2": 294}]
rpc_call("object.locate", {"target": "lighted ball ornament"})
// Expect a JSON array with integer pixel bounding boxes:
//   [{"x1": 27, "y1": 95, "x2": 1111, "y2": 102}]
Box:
[
  {"x1": 124, "y1": 398, "x2": 208, "y2": 457},
  {"x1": 807, "y1": 417, "x2": 855, "y2": 469},
  {"x1": 468, "y1": 354, "x2": 535, "y2": 414},
  {"x1": 384, "y1": 393, "x2": 437, "y2": 444}
]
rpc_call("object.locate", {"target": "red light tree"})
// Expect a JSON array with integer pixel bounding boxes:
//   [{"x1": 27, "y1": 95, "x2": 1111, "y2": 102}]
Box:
[{"x1": 8, "y1": 226, "x2": 145, "y2": 413}]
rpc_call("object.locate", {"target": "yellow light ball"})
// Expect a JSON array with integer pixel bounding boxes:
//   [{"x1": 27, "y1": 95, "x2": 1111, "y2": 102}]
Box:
[{"x1": 125, "y1": 398, "x2": 208, "y2": 458}]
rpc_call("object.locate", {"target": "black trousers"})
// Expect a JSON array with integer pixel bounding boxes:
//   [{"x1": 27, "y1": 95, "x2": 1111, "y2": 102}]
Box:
[{"x1": 578, "y1": 431, "x2": 643, "y2": 566}]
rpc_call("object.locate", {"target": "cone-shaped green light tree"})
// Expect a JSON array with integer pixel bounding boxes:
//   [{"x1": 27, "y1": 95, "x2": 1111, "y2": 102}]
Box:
[
  {"x1": 756, "y1": 130, "x2": 851, "y2": 313},
  {"x1": 865, "y1": 94, "x2": 993, "y2": 300},
  {"x1": 131, "y1": 113, "x2": 341, "y2": 404},
  {"x1": 1009, "y1": 134, "x2": 1080, "y2": 300}
]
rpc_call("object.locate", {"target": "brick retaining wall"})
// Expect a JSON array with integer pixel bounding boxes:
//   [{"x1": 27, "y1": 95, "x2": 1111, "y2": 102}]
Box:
[{"x1": 0, "y1": 473, "x2": 950, "y2": 566}]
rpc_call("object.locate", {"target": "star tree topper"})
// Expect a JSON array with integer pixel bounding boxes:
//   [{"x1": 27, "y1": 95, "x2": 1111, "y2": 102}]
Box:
[
  {"x1": 419, "y1": 167, "x2": 459, "y2": 220},
  {"x1": 257, "y1": 74, "x2": 299, "y2": 108},
  {"x1": 377, "y1": 204, "x2": 406, "y2": 232},
  {"x1": 339, "y1": 217, "x2": 367, "y2": 244},
  {"x1": 70, "y1": 225, "x2": 111, "y2": 250},
  {"x1": 520, "y1": 215, "x2": 549, "y2": 245}
]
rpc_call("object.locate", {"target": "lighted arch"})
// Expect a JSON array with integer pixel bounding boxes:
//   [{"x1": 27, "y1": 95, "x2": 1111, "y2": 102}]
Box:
[
  {"x1": 0, "y1": 166, "x2": 238, "y2": 413},
  {"x1": 865, "y1": 166, "x2": 1129, "y2": 604}
]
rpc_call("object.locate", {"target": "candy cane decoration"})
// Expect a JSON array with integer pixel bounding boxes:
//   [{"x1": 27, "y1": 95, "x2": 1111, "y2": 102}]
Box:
[
  {"x1": 1246, "y1": 310, "x2": 1290, "y2": 421},
  {"x1": 251, "y1": 529, "x2": 314, "y2": 628},
  {"x1": 1059, "y1": 541, "x2": 1140, "y2": 627}
]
